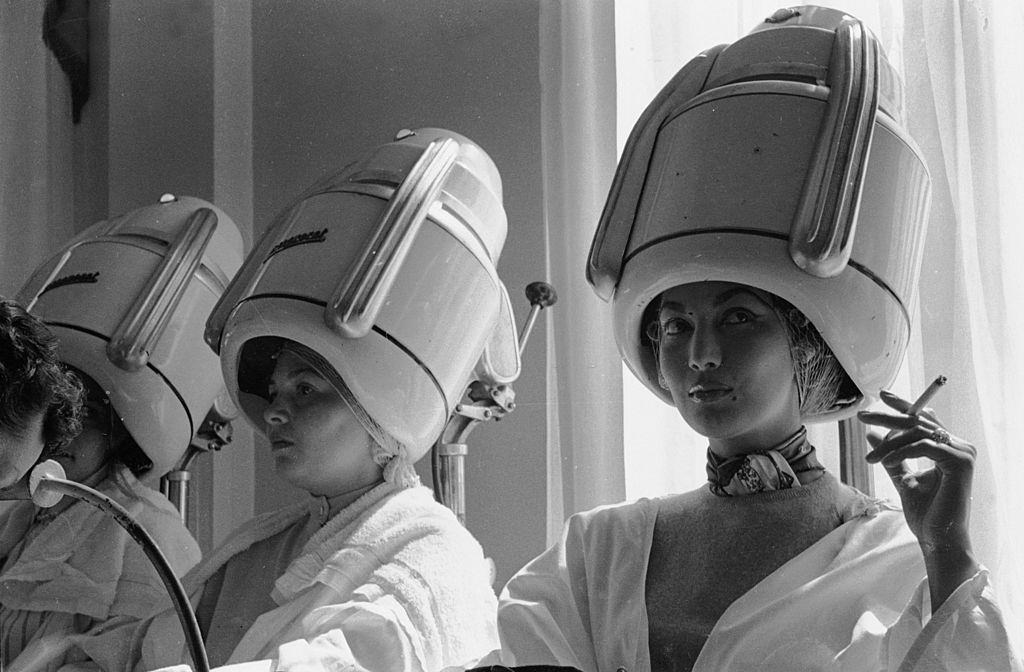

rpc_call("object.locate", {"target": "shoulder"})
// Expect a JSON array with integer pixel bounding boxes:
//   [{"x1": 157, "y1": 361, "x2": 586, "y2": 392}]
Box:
[
  {"x1": 576, "y1": 495, "x2": 661, "y2": 522},
  {"x1": 559, "y1": 496, "x2": 662, "y2": 553},
  {"x1": 108, "y1": 468, "x2": 193, "y2": 529},
  {"x1": 0, "y1": 500, "x2": 35, "y2": 557},
  {"x1": 824, "y1": 501, "x2": 919, "y2": 570},
  {"x1": 818, "y1": 472, "x2": 902, "y2": 521},
  {"x1": 103, "y1": 468, "x2": 202, "y2": 572},
  {"x1": 209, "y1": 502, "x2": 309, "y2": 560},
  {"x1": 180, "y1": 502, "x2": 309, "y2": 591},
  {"x1": 369, "y1": 486, "x2": 485, "y2": 555},
  {"x1": 298, "y1": 486, "x2": 495, "y2": 604}
]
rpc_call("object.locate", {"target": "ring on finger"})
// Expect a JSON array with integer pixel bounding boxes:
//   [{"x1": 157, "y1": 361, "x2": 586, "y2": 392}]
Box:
[{"x1": 929, "y1": 428, "x2": 951, "y2": 445}]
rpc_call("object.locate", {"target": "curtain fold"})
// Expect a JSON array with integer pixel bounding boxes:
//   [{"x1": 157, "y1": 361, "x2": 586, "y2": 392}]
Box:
[
  {"x1": 903, "y1": 0, "x2": 1024, "y2": 647},
  {"x1": 538, "y1": 0, "x2": 623, "y2": 544}
]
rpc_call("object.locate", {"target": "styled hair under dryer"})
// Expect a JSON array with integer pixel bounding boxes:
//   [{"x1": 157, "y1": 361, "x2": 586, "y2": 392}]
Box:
[
  {"x1": 588, "y1": 6, "x2": 931, "y2": 422},
  {"x1": 209, "y1": 128, "x2": 522, "y2": 474}
]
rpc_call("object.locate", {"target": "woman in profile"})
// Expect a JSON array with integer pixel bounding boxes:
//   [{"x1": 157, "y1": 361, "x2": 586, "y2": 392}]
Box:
[
  {"x1": 91, "y1": 128, "x2": 519, "y2": 672},
  {"x1": 1, "y1": 196, "x2": 243, "y2": 672},
  {"x1": 494, "y1": 7, "x2": 1019, "y2": 672}
]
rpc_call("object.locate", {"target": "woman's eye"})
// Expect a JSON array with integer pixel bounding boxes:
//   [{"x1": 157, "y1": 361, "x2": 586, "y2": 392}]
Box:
[
  {"x1": 722, "y1": 309, "x2": 755, "y2": 325},
  {"x1": 660, "y1": 317, "x2": 692, "y2": 336},
  {"x1": 297, "y1": 383, "x2": 315, "y2": 396}
]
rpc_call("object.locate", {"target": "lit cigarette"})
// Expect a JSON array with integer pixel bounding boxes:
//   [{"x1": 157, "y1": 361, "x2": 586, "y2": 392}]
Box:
[{"x1": 907, "y1": 375, "x2": 947, "y2": 415}]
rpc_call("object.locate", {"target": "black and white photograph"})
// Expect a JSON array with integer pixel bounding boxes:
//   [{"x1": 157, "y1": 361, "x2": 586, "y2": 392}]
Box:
[{"x1": 1, "y1": 1, "x2": 1022, "y2": 670}]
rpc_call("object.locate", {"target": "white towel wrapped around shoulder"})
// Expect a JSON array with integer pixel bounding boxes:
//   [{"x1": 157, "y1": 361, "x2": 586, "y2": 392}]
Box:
[{"x1": 142, "y1": 483, "x2": 498, "y2": 672}]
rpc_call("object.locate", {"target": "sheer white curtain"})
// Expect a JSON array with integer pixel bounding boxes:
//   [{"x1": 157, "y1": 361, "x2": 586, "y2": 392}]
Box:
[
  {"x1": 615, "y1": 0, "x2": 1024, "y2": 644},
  {"x1": 539, "y1": 0, "x2": 624, "y2": 545},
  {"x1": 900, "y1": 0, "x2": 1024, "y2": 645}
]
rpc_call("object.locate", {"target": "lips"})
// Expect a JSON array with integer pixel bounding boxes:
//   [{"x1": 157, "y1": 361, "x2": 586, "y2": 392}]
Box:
[
  {"x1": 269, "y1": 436, "x2": 294, "y2": 450},
  {"x1": 688, "y1": 382, "x2": 734, "y2": 403}
]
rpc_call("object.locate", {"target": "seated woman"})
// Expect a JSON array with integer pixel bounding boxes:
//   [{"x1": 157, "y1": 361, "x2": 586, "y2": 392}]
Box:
[
  {"x1": 0, "y1": 296, "x2": 82, "y2": 490},
  {"x1": 0, "y1": 370, "x2": 201, "y2": 672},
  {"x1": 494, "y1": 8, "x2": 1019, "y2": 672},
  {"x1": 0, "y1": 195, "x2": 243, "y2": 672},
  {"x1": 93, "y1": 128, "x2": 520, "y2": 672}
]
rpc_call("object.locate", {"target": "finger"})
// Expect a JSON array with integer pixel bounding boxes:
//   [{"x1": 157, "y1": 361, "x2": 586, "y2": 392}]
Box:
[
  {"x1": 865, "y1": 429, "x2": 905, "y2": 461},
  {"x1": 864, "y1": 427, "x2": 910, "y2": 450},
  {"x1": 912, "y1": 406, "x2": 944, "y2": 428},
  {"x1": 880, "y1": 455, "x2": 912, "y2": 484},
  {"x1": 879, "y1": 389, "x2": 912, "y2": 413},
  {"x1": 865, "y1": 430, "x2": 884, "y2": 449},
  {"x1": 857, "y1": 410, "x2": 940, "y2": 433},
  {"x1": 873, "y1": 391, "x2": 948, "y2": 427},
  {"x1": 864, "y1": 424, "x2": 957, "y2": 462},
  {"x1": 876, "y1": 439, "x2": 976, "y2": 473}
]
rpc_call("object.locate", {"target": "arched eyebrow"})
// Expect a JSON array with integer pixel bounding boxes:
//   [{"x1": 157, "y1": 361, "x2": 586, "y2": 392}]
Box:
[
  {"x1": 660, "y1": 287, "x2": 768, "y2": 314},
  {"x1": 268, "y1": 366, "x2": 323, "y2": 389}
]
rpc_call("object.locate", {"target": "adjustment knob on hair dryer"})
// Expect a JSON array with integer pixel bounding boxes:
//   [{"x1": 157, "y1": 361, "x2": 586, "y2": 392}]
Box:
[{"x1": 518, "y1": 281, "x2": 558, "y2": 355}]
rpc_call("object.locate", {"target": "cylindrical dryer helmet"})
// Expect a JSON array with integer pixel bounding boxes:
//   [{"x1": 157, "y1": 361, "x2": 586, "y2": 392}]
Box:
[
  {"x1": 587, "y1": 6, "x2": 931, "y2": 422},
  {"x1": 18, "y1": 195, "x2": 245, "y2": 478},
  {"x1": 207, "y1": 128, "x2": 521, "y2": 462}
]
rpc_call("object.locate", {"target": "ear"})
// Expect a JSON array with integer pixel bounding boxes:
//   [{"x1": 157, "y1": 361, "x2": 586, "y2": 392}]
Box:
[
  {"x1": 657, "y1": 367, "x2": 670, "y2": 391},
  {"x1": 652, "y1": 344, "x2": 670, "y2": 391},
  {"x1": 793, "y1": 344, "x2": 815, "y2": 365}
]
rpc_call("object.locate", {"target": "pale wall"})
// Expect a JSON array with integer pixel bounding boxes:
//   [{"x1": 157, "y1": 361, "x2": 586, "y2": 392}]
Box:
[{"x1": 249, "y1": 0, "x2": 549, "y2": 586}]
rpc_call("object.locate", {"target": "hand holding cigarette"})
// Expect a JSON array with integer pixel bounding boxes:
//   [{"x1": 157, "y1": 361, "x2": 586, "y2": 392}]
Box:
[{"x1": 856, "y1": 376, "x2": 980, "y2": 612}]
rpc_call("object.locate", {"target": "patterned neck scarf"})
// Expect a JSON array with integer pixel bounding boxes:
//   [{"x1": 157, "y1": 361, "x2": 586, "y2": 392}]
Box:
[{"x1": 706, "y1": 427, "x2": 824, "y2": 496}]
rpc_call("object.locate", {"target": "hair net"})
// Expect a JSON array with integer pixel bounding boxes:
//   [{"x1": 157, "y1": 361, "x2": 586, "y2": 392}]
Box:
[
  {"x1": 768, "y1": 296, "x2": 859, "y2": 417},
  {"x1": 271, "y1": 339, "x2": 419, "y2": 489},
  {"x1": 645, "y1": 289, "x2": 859, "y2": 418}
]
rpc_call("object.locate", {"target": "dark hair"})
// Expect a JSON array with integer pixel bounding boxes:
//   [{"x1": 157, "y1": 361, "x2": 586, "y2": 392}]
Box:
[
  {"x1": 767, "y1": 294, "x2": 860, "y2": 415},
  {"x1": 0, "y1": 298, "x2": 84, "y2": 451},
  {"x1": 70, "y1": 367, "x2": 154, "y2": 477},
  {"x1": 643, "y1": 288, "x2": 860, "y2": 416},
  {"x1": 110, "y1": 428, "x2": 154, "y2": 476}
]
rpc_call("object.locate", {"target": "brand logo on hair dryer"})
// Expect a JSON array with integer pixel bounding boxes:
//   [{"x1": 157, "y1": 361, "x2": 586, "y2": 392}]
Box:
[
  {"x1": 265, "y1": 229, "x2": 328, "y2": 262},
  {"x1": 39, "y1": 272, "x2": 100, "y2": 297}
]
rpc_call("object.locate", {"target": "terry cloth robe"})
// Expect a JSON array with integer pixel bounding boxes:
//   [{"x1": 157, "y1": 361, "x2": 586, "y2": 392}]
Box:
[
  {"x1": 0, "y1": 465, "x2": 201, "y2": 672},
  {"x1": 91, "y1": 482, "x2": 498, "y2": 672},
  {"x1": 494, "y1": 475, "x2": 1021, "y2": 672}
]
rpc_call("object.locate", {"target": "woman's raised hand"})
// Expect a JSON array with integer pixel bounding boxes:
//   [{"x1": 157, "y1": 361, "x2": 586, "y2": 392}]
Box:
[{"x1": 857, "y1": 389, "x2": 980, "y2": 610}]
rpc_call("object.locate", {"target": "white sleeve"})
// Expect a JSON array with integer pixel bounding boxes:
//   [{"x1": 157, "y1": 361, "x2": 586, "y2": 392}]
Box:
[
  {"x1": 233, "y1": 583, "x2": 430, "y2": 672},
  {"x1": 132, "y1": 587, "x2": 440, "y2": 672},
  {"x1": 882, "y1": 569, "x2": 1022, "y2": 672},
  {"x1": 495, "y1": 513, "x2": 601, "y2": 671}
]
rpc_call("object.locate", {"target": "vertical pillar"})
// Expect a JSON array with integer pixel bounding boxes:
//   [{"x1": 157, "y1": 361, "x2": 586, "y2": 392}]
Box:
[
  {"x1": 0, "y1": 2, "x2": 76, "y2": 292},
  {"x1": 210, "y1": 1, "x2": 256, "y2": 548},
  {"x1": 839, "y1": 417, "x2": 874, "y2": 495},
  {"x1": 102, "y1": 0, "x2": 255, "y2": 550}
]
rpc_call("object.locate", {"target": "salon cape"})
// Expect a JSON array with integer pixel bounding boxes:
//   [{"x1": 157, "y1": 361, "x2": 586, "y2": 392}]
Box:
[
  {"x1": 0, "y1": 465, "x2": 200, "y2": 672},
  {"x1": 118, "y1": 483, "x2": 497, "y2": 672},
  {"x1": 495, "y1": 496, "x2": 1020, "y2": 672}
]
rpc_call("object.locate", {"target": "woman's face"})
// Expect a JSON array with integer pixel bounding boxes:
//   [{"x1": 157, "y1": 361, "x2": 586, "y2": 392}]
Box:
[
  {"x1": 0, "y1": 411, "x2": 45, "y2": 489},
  {"x1": 655, "y1": 281, "x2": 801, "y2": 456},
  {"x1": 263, "y1": 349, "x2": 381, "y2": 497},
  {"x1": 52, "y1": 390, "x2": 114, "y2": 483}
]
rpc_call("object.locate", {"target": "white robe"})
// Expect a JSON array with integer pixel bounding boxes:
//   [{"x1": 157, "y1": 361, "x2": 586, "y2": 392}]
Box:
[
  {"x1": 91, "y1": 483, "x2": 498, "y2": 672},
  {"x1": 0, "y1": 466, "x2": 200, "y2": 672},
  {"x1": 495, "y1": 497, "x2": 1021, "y2": 672}
]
